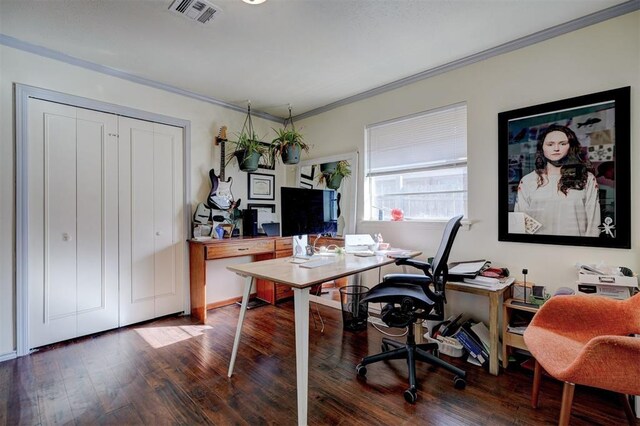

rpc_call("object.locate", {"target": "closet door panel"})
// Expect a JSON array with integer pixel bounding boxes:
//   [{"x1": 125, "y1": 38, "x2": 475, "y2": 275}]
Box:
[
  {"x1": 27, "y1": 100, "x2": 77, "y2": 348},
  {"x1": 119, "y1": 117, "x2": 155, "y2": 326},
  {"x1": 153, "y1": 123, "x2": 184, "y2": 316},
  {"x1": 75, "y1": 109, "x2": 119, "y2": 335}
]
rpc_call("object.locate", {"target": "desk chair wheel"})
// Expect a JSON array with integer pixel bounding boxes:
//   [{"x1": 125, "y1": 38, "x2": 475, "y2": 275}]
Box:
[
  {"x1": 356, "y1": 364, "x2": 367, "y2": 377},
  {"x1": 453, "y1": 375, "x2": 466, "y2": 389},
  {"x1": 404, "y1": 387, "x2": 417, "y2": 404}
]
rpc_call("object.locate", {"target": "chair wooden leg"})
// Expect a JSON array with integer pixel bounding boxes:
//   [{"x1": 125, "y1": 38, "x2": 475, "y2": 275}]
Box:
[
  {"x1": 620, "y1": 393, "x2": 636, "y2": 425},
  {"x1": 531, "y1": 359, "x2": 542, "y2": 408},
  {"x1": 559, "y1": 382, "x2": 575, "y2": 426}
]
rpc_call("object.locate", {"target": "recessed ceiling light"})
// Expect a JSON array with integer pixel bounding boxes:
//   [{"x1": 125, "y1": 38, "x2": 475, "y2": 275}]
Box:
[{"x1": 242, "y1": 0, "x2": 266, "y2": 4}]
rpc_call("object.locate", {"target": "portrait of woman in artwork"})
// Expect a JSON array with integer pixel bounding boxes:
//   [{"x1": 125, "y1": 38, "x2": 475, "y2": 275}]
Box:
[{"x1": 514, "y1": 124, "x2": 601, "y2": 237}]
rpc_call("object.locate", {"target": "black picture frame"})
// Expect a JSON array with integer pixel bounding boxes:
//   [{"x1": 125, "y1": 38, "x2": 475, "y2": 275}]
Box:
[
  {"x1": 498, "y1": 87, "x2": 630, "y2": 248},
  {"x1": 247, "y1": 203, "x2": 276, "y2": 234},
  {"x1": 300, "y1": 181, "x2": 313, "y2": 189},
  {"x1": 248, "y1": 172, "x2": 275, "y2": 200},
  {"x1": 300, "y1": 165, "x2": 316, "y2": 180},
  {"x1": 258, "y1": 142, "x2": 275, "y2": 170}
]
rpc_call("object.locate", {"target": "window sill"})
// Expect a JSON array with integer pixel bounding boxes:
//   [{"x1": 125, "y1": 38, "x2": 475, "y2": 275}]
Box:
[{"x1": 360, "y1": 219, "x2": 473, "y2": 231}]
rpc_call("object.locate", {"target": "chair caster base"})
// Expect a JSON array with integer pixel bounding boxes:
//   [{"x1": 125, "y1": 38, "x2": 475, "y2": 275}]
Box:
[
  {"x1": 404, "y1": 387, "x2": 417, "y2": 404},
  {"x1": 454, "y1": 375, "x2": 466, "y2": 389},
  {"x1": 356, "y1": 363, "x2": 367, "y2": 377}
]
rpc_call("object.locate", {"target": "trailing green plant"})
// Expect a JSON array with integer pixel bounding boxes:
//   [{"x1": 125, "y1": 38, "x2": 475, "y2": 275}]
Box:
[
  {"x1": 226, "y1": 130, "x2": 267, "y2": 166},
  {"x1": 270, "y1": 128, "x2": 310, "y2": 162},
  {"x1": 318, "y1": 160, "x2": 351, "y2": 189}
]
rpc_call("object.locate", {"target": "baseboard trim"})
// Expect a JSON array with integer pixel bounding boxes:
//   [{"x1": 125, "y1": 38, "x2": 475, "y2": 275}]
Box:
[
  {"x1": 0, "y1": 351, "x2": 17, "y2": 362},
  {"x1": 207, "y1": 293, "x2": 258, "y2": 310}
]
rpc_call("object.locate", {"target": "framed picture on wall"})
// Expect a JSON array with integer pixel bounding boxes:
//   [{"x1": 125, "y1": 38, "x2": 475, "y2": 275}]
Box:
[
  {"x1": 247, "y1": 203, "x2": 276, "y2": 234},
  {"x1": 258, "y1": 142, "x2": 275, "y2": 170},
  {"x1": 248, "y1": 172, "x2": 275, "y2": 200},
  {"x1": 498, "y1": 87, "x2": 630, "y2": 248}
]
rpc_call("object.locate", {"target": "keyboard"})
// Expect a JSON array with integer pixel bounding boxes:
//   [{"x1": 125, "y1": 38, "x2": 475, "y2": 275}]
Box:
[
  {"x1": 299, "y1": 258, "x2": 337, "y2": 269},
  {"x1": 349, "y1": 250, "x2": 375, "y2": 256}
]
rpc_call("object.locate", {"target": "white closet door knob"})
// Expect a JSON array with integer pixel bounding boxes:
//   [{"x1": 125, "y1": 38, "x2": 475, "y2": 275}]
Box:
[{"x1": 63, "y1": 233, "x2": 72, "y2": 241}]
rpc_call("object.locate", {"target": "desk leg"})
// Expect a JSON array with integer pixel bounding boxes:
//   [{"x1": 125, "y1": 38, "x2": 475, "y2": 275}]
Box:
[
  {"x1": 228, "y1": 276, "x2": 253, "y2": 377},
  {"x1": 488, "y1": 292, "x2": 500, "y2": 376},
  {"x1": 293, "y1": 287, "x2": 310, "y2": 426}
]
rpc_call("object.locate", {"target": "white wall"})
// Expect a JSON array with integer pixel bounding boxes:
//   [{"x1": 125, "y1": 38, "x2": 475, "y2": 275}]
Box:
[
  {"x1": 2, "y1": 11, "x2": 638, "y2": 356},
  {"x1": 0, "y1": 45, "x2": 284, "y2": 356},
  {"x1": 297, "y1": 12, "x2": 640, "y2": 322}
]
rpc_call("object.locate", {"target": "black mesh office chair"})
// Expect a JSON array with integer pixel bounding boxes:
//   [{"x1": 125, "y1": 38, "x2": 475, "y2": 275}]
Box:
[{"x1": 356, "y1": 215, "x2": 466, "y2": 403}]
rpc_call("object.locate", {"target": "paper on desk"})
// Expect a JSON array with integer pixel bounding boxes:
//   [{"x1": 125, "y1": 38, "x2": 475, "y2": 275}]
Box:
[{"x1": 449, "y1": 260, "x2": 488, "y2": 275}]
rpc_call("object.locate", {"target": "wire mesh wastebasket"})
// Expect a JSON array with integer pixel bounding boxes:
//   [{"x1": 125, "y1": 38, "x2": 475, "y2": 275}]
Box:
[{"x1": 339, "y1": 285, "x2": 369, "y2": 331}]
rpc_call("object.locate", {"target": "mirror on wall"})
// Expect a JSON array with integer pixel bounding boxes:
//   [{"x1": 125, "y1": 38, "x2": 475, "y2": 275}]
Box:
[{"x1": 295, "y1": 151, "x2": 358, "y2": 237}]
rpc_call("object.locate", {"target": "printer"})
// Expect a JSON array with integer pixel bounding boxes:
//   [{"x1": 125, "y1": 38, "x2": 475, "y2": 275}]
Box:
[{"x1": 576, "y1": 264, "x2": 638, "y2": 300}]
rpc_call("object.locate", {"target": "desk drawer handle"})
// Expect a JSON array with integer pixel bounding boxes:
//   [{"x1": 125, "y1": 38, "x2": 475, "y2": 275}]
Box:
[{"x1": 237, "y1": 248, "x2": 249, "y2": 251}]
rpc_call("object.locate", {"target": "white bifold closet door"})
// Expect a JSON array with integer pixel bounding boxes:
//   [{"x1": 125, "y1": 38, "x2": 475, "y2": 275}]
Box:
[
  {"x1": 118, "y1": 117, "x2": 184, "y2": 327},
  {"x1": 27, "y1": 99, "x2": 185, "y2": 348},
  {"x1": 27, "y1": 99, "x2": 119, "y2": 348}
]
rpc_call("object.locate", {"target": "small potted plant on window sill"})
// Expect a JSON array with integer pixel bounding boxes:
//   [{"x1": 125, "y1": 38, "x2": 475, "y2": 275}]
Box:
[
  {"x1": 318, "y1": 160, "x2": 351, "y2": 190},
  {"x1": 270, "y1": 128, "x2": 310, "y2": 165}
]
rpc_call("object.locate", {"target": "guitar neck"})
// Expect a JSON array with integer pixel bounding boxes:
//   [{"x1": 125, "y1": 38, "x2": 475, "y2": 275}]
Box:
[{"x1": 219, "y1": 140, "x2": 226, "y2": 181}]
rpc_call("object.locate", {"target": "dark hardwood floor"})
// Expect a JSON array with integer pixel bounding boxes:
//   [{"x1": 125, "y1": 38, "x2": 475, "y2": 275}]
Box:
[{"x1": 0, "y1": 301, "x2": 634, "y2": 425}]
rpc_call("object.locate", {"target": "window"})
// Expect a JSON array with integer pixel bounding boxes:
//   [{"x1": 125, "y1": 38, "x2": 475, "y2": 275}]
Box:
[{"x1": 365, "y1": 103, "x2": 467, "y2": 221}]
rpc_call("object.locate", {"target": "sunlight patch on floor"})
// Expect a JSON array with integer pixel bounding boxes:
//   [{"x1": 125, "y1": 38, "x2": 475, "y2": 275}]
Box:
[{"x1": 134, "y1": 325, "x2": 212, "y2": 348}]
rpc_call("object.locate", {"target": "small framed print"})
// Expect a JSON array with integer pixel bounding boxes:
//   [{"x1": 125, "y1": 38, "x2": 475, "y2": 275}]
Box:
[
  {"x1": 247, "y1": 203, "x2": 276, "y2": 234},
  {"x1": 248, "y1": 172, "x2": 275, "y2": 200},
  {"x1": 300, "y1": 165, "x2": 315, "y2": 180},
  {"x1": 498, "y1": 87, "x2": 630, "y2": 248},
  {"x1": 258, "y1": 142, "x2": 275, "y2": 170}
]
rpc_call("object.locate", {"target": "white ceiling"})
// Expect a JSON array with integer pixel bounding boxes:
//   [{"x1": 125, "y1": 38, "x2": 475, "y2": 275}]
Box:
[{"x1": 0, "y1": 0, "x2": 634, "y2": 120}]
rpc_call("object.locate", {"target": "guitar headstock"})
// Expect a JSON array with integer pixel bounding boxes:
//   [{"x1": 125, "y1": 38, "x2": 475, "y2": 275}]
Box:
[{"x1": 215, "y1": 126, "x2": 228, "y2": 145}]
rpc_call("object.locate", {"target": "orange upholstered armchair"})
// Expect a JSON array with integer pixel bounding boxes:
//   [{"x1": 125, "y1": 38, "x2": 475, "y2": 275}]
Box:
[{"x1": 523, "y1": 293, "x2": 640, "y2": 425}]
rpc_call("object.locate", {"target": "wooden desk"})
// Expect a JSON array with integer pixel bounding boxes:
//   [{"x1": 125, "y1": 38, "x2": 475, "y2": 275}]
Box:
[
  {"x1": 188, "y1": 237, "x2": 291, "y2": 323},
  {"x1": 188, "y1": 236, "x2": 347, "y2": 323},
  {"x1": 445, "y1": 281, "x2": 513, "y2": 376},
  {"x1": 226, "y1": 253, "x2": 415, "y2": 426}
]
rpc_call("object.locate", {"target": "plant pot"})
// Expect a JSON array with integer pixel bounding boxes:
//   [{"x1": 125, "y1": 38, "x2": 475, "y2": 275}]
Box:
[
  {"x1": 281, "y1": 145, "x2": 301, "y2": 165},
  {"x1": 320, "y1": 161, "x2": 339, "y2": 174},
  {"x1": 326, "y1": 173, "x2": 344, "y2": 190},
  {"x1": 235, "y1": 150, "x2": 261, "y2": 172}
]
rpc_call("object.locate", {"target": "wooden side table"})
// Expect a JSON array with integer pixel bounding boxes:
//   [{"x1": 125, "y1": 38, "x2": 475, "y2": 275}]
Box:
[{"x1": 502, "y1": 298, "x2": 539, "y2": 368}]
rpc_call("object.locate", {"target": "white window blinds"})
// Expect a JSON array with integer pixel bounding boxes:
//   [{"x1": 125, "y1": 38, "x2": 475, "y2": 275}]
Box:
[{"x1": 366, "y1": 103, "x2": 467, "y2": 176}]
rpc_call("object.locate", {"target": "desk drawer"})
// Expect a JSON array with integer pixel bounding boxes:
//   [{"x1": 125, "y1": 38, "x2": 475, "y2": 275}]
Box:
[
  {"x1": 275, "y1": 238, "x2": 293, "y2": 251},
  {"x1": 206, "y1": 240, "x2": 274, "y2": 259}
]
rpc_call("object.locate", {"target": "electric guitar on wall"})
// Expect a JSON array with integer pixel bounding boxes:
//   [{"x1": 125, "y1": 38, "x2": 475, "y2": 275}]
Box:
[{"x1": 207, "y1": 126, "x2": 235, "y2": 210}]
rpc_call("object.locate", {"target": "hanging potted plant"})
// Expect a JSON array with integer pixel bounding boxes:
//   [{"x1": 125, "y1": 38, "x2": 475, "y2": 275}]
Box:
[
  {"x1": 318, "y1": 160, "x2": 351, "y2": 190},
  {"x1": 227, "y1": 130, "x2": 266, "y2": 172},
  {"x1": 270, "y1": 105, "x2": 310, "y2": 165},
  {"x1": 227, "y1": 103, "x2": 267, "y2": 172}
]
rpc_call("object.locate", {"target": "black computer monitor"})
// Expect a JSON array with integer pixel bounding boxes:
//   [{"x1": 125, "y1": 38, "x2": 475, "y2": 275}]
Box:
[{"x1": 280, "y1": 187, "x2": 337, "y2": 237}]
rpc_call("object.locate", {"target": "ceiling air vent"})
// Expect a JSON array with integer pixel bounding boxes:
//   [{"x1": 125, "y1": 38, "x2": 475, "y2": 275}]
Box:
[{"x1": 169, "y1": 0, "x2": 219, "y2": 24}]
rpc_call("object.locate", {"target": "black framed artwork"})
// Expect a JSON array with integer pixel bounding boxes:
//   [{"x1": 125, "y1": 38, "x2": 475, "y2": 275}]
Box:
[
  {"x1": 258, "y1": 142, "x2": 275, "y2": 170},
  {"x1": 247, "y1": 203, "x2": 276, "y2": 234},
  {"x1": 498, "y1": 87, "x2": 630, "y2": 248},
  {"x1": 248, "y1": 172, "x2": 275, "y2": 200}
]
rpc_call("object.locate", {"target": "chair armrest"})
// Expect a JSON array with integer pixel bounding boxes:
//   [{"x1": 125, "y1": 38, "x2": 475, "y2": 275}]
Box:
[
  {"x1": 383, "y1": 274, "x2": 439, "y2": 301},
  {"x1": 395, "y1": 258, "x2": 432, "y2": 276},
  {"x1": 530, "y1": 295, "x2": 632, "y2": 337},
  {"x1": 565, "y1": 335, "x2": 640, "y2": 395}
]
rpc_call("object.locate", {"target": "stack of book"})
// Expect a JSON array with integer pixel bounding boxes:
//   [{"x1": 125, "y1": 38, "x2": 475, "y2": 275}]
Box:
[{"x1": 454, "y1": 321, "x2": 490, "y2": 369}]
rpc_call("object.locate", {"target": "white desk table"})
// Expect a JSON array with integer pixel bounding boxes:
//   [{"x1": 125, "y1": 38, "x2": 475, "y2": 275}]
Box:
[{"x1": 227, "y1": 253, "x2": 417, "y2": 426}]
